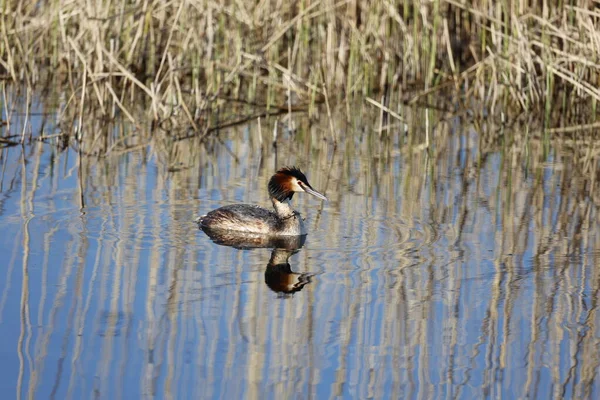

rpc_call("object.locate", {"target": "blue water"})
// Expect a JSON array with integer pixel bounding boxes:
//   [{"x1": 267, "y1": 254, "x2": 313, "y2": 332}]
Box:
[{"x1": 1, "y1": 117, "x2": 599, "y2": 399}]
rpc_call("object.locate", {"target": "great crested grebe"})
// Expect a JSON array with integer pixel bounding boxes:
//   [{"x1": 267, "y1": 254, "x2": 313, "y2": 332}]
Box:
[{"x1": 197, "y1": 167, "x2": 327, "y2": 236}]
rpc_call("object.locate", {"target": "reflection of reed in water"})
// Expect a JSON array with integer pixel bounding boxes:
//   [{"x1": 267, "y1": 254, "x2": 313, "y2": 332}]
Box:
[{"x1": 3, "y1": 102, "x2": 600, "y2": 398}]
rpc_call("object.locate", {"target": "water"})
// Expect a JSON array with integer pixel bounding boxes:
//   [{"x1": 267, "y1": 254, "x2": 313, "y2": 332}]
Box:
[{"x1": 1, "y1": 109, "x2": 599, "y2": 399}]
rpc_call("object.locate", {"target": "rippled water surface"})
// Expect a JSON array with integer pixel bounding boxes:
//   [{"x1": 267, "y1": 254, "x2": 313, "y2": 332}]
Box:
[{"x1": 1, "y1": 109, "x2": 599, "y2": 399}]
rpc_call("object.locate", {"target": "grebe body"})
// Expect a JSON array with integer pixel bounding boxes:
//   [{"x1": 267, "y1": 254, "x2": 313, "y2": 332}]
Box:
[{"x1": 197, "y1": 167, "x2": 326, "y2": 236}]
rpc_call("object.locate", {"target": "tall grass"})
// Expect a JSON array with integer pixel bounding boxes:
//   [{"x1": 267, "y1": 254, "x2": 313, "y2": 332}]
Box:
[{"x1": 1, "y1": 0, "x2": 600, "y2": 149}]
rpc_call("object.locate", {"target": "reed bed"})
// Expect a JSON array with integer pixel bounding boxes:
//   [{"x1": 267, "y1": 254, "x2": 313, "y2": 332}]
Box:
[{"x1": 1, "y1": 0, "x2": 600, "y2": 152}]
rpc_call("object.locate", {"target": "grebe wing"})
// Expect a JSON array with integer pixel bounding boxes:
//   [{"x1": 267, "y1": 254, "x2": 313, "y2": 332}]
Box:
[{"x1": 198, "y1": 204, "x2": 278, "y2": 233}]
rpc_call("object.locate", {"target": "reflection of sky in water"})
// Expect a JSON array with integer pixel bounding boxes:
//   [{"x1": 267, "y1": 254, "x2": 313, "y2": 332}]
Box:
[{"x1": 0, "y1": 104, "x2": 599, "y2": 399}]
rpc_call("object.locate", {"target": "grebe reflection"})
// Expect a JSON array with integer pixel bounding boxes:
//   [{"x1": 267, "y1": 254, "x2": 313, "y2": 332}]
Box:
[{"x1": 200, "y1": 228, "x2": 314, "y2": 296}]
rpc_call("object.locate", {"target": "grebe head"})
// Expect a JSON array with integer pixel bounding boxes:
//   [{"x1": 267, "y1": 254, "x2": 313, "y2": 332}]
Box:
[{"x1": 268, "y1": 167, "x2": 328, "y2": 202}]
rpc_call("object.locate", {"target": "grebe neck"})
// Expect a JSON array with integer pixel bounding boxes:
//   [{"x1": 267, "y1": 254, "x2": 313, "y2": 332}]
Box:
[{"x1": 271, "y1": 197, "x2": 297, "y2": 219}]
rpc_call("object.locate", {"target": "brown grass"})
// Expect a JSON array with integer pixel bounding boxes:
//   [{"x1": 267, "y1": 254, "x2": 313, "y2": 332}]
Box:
[{"x1": 0, "y1": 1, "x2": 599, "y2": 152}]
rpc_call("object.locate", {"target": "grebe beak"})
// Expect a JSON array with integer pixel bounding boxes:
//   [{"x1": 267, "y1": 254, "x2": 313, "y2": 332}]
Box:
[{"x1": 299, "y1": 182, "x2": 327, "y2": 201}]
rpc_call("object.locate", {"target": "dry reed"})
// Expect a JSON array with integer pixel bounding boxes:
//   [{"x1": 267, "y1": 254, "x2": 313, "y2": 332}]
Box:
[{"x1": 0, "y1": 0, "x2": 599, "y2": 153}]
